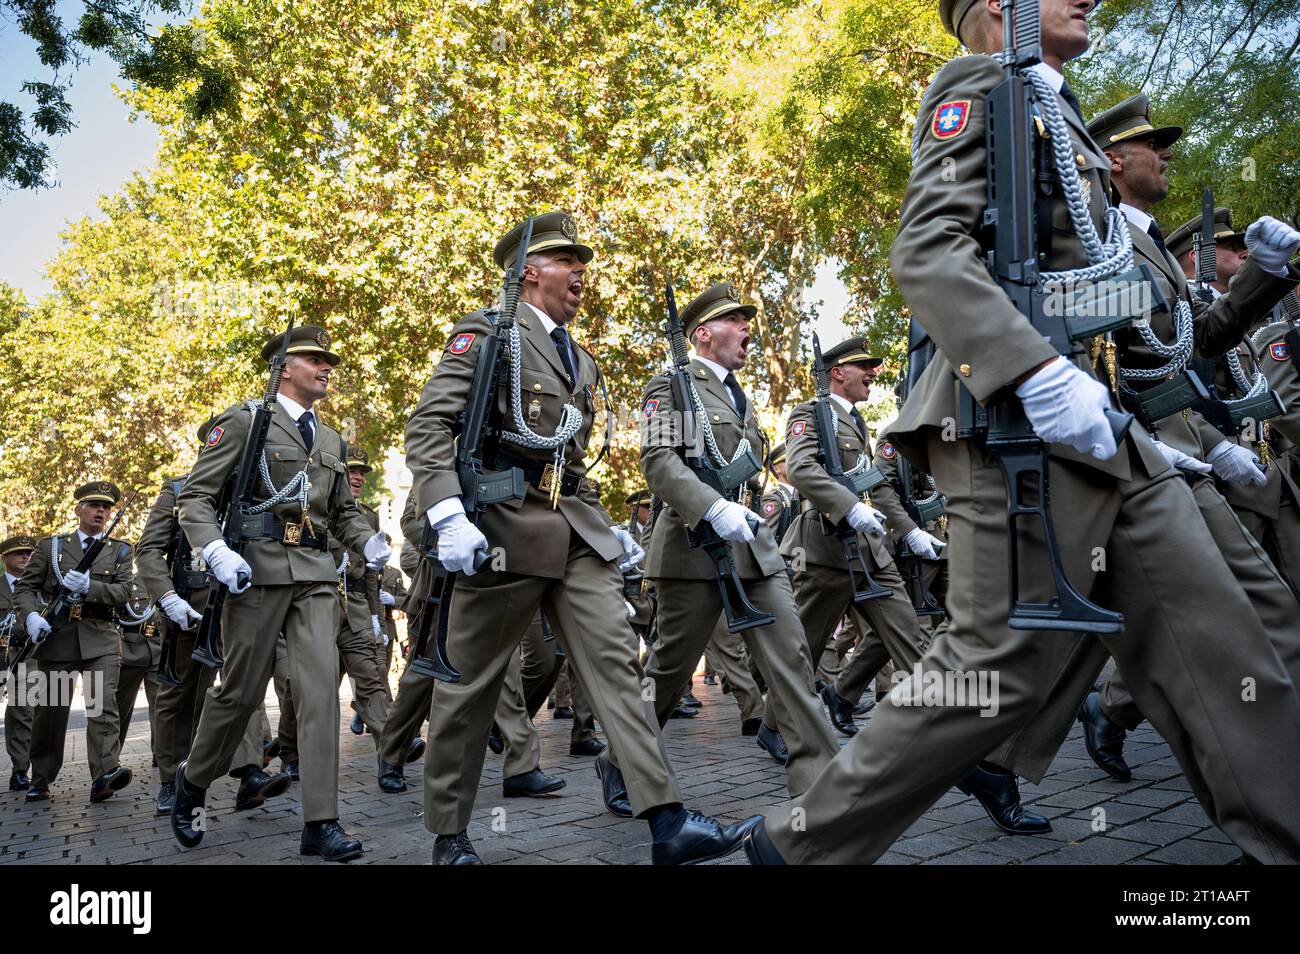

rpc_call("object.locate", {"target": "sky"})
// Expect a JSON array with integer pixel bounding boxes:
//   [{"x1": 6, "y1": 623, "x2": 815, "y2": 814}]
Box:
[{"x1": 0, "y1": 4, "x2": 164, "y2": 299}]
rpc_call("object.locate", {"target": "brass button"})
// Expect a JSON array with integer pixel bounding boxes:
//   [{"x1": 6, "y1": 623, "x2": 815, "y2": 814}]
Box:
[
  {"x1": 959, "y1": 363, "x2": 972, "y2": 377},
  {"x1": 713, "y1": 415, "x2": 721, "y2": 422},
  {"x1": 843, "y1": 442, "x2": 852, "y2": 449},
  {"x1": 1075, "y1": 153, "x2": 1086, "y2": 167},
  {"x1": 532, "y1": 383, "x2": 542, "y2": 391}
]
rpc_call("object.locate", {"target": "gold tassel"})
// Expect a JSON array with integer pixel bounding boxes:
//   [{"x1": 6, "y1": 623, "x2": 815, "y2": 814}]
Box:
[{"x1": 1103, "y1": 340, "x2": 1120, "y2": 400}]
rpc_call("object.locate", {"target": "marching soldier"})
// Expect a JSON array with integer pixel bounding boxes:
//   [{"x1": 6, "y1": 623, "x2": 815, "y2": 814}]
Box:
[
  {"x1": 744, "y1": 0, "x2": 1300, "y2": 864},
  {"x1": 406, "y1": 212, "x2": 757, "y2": 864},
  {"x1": 113, "y1": 582, "x2": 161, "y2": 760},
  {"x1": 14, "y1": 482, "x2": 134, "y2": 803},
  {"x1": 2, "y1": 534, "x2": 37, "y2": 792},
  {"x1": 1250, "y1": 291, "x2": 1300, "y2": 591},
  {"x1": 171, "y1": 324, "x2": 391, "y2": 861},
  {"x1": 638, "y1": 280, "x2": 840, "y2": 791}
]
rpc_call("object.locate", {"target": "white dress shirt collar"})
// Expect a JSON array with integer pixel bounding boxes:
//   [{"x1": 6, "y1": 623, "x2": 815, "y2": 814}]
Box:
[
  {"x1": 1120, "y1": 203, "x2": 1154, "y2": 234},
  {"x1": 4, "y1": 572, "x2": 18, "y2": 589},
  {"x1": 523, "y1": 301, "x2": 560, "y2": 335},
  {"x1": 277, "y1": 393, "x2": 311, "y2": 422},
  {"x1": 829, "y1": 392, "x2": 857, "y2": 416},
  {"x1": 1028, "y1": 61, "x2": 1065, "y2": 94}
]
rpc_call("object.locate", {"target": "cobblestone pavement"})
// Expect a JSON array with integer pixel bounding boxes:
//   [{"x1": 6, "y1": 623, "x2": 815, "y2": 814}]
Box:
[{"x1": 0, "y1": 675, "x2": 1237, "y2": 865}]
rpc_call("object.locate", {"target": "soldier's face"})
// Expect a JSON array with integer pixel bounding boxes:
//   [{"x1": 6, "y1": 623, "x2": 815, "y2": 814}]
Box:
[
  {"x1": 76, "y1": 501, "x2": 111, "y2": 534},
  {"x1": 1107, "y1": 139, "x2": 1170, "y2": 205},
  {"x1": 699, "y1": 314, "x2": 752, "y2": 371},
  {"x1": 836, "y1": 362, "x2": 878, "y2": 403},
  {"x1": 4, "y1": 551, "x2": 31, "y2": 576},
  {"x1": 348, "y1": 467, "x2": 366, "y2": 495},
  {"x1": 1038, "y1": 0, "x2": 1095, "y2": 61},
  {"x1": 284, "y1": 354, "x2": 333, "y2": 402},
  {"x1": 773, "y1": 461, "x2": 788, "y2": 482},
  {"x1": 1217, "y1": 240, "x2": 1249, "y2": 282},
  {"x1": 524, "y1": 251, "x2": 587, "y2": 323}
]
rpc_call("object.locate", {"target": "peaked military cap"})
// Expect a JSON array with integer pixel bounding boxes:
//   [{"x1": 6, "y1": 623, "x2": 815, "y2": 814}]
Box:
[
  {"x1": 260, "y1": 324, "x2": 340, "y2": 366},
  {"x1": 0, "y1": 534, "x2": 37, "y2": 556},
  {"x1": 767, "y1": 442, "x2": 788, "y2": 469},
  {"x1": 74, "y1": 481, "x2": 121, "y2": 505},
  {"x1": 822, "y1": 335, "x2": 884, "y2": 370},
  {"x1": 939, "y1": 0, "x2": 983, "y2": 38},
  {"x1": 196, "y1": 414, "x2": 218, "y2": 445},
  {"x1": 346, "y1": 448, "x2": 373, "y2": 473},
  {"x1": 1166, "y1": 208, "x2": 1246, "y2": 261},
  {"x1": 625, "y1": 488, "x2": 653, "y2": 507},
  {"x1": 681, "y1": 282, "x2": 757, "y2": 337},
  {"x1": 493, "y1": 211, "x2": 594, "y2": 269},
  {"x1": 1087, "y1": 94, "x2": 1182, "y2": 152}
]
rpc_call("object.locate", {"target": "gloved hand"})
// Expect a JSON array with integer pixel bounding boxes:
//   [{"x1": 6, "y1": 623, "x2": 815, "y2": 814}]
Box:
[
  {"x1": 1150, "y1": 439, "x2": 1212, "y2": 475},
  {"x1": 362, "y1": 533, "x2": 391, "y2": 567},
  {"x1": 1207, "y1": 440, "x2": 1266, "y2": 486},
  {"x1": 904, "y1": 527, "x2": 945, "y2": 559},
  {"x1": 1245, "y1": 216, "x2": 1300, "y2": 276},
  {"x1": 159, "y1": 592, "x2": 203, "y2": 630},
  {"x1": 846, "y1": 502, "x2": 886, "y2": 537},
  {"x1": 371, "y1": 615, "x2": 382, "y2": 639},
  {"x1": 202, "y1": 540, "x2": 253, "y2": 593},
  {"x1": 379, "y1": 589, "x2": 396, "y2": 607},
  {"x1": 435, "y1": 512, "x2": 490, "y2": 575},
  {"x1": 26, "y1": 613, "x2": 51, "y2": 641},
  {"x1": 383, "y1": 634, "x2": 390, "y2": 647},
  {"x1": 62, "y1": 569, "x2": 91, "y2": 595},
  {"x1": 625, "y1": 600, "x2": 636, "y2": 620},
  {"x1": 611, "y1": 525, "x2": 646, "y2": 571},
  {"x1": 704, "y1": 498, "x2": 756, "y2": 543},
  {"x1": 1014, "y1": 356, "x2": 1118, "y2": 460}
]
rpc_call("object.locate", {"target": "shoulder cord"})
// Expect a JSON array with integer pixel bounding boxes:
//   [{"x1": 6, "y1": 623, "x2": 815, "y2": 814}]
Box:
[
  {"x1": 50, "y1": 536, "x2": 81, "y2": 603},
  {"x1": 1223, "y1": 348, "x2": 1269, "y2": 404},
  {"x1": 243, "y1": 402, "x2": 310, "y2": 516},
  {"x1": 669, "y1": 364, "x2": 754, "y2": 473},
  {"x1": 337, "y1": 551, "x2": 349, "y2": 577},
  {"x1": 117, "y1": 601, "x2": 155, "y2": 625},
  {"x1": 500, "y1": 322, "x2": 584, "y2": 478}
]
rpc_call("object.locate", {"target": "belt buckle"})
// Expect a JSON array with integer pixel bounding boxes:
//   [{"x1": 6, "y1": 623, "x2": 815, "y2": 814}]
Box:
[
  {"x1": 538, "y1": 463, "x2": 557, "y2": 496},
  {"x1": 69, "y1": 604, "x2": 82, "y2": 621},
  {"x1": 283, "y1": 521, "x2": 303, "y2": 546}
]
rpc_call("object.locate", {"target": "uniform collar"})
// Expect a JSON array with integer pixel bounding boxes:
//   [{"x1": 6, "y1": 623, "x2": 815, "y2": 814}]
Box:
[
  {"x1": 1028, "y1": 61, "x2": 1065, "y2": 93},
  {"x1": 276, "y1": 392, "x2": 312, "y2": 422},
  {"x1": 829, "y1": 392, "x2": 857, "y2": 416},
  {"x1": 1119, "y1": 203, "x2": 1154, "y2": 234},
  {"x1": 4, "y1": 572, "x2": 17, "y2": 588},
  {"x1": 77, "y1": 530, "x2": 101, "y2": 547},
  {"x1": 523, "y1": 301, "x2": 560, "y2": 336},
  {"x1": 693, "y1": 354, "x2": 733, "y2": 386},
  {"x1": 778, "y1": 481, "x2": 795, "y2": 496}
]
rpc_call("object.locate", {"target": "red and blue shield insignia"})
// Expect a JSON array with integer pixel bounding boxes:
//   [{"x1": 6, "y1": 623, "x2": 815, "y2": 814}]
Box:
[
  {"x1": 448, "y1": 333, "x2": 475, "y2": 354},
  {"x1": 790, "y1": 421, "x2": 806, "y2": 437},
  {"x1": 932, "y1": 100, "x2": 971, "y2": 140},
  {"x1": 880, "y1": 441, "x2": 896, "y2": 459},
  {"x1": 1270, "y1": 341, "x2": 1292, "y2": 361},
  {"x1": 642, "y1": 398, "x2": 660, "y2": 418},
  {"x1": 206, "y1": 426, "x2": 224, "y2": 447}
]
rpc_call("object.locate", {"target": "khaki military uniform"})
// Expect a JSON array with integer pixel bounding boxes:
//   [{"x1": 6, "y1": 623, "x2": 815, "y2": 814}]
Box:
[
  {"x1": 377, "y1": 565, "x2": 406, "y2": 686},
  {"x1": 15, "y1": 532, "x2": 133, "y2": 785},
  {"x1": 407, "y1": 303, "x2": 683, "y2": 833},
  {"x1": 638, "y1": 358, "x2": 839, "y2": 796},
  {"x1": 762, "y1": 55, "x2": 1300, "y2": 863},
  {"x1": 330, "y1": 501, "x2": 389, "y2": 738},
  {"x1": 781, "y1": 400, "x2": 928, "y2": 707},
  {"x1": 179, "y1": 398, "x2": 376, "y2": 822},
  {"x1": 113, "y1": 584, "x2": 162, "y2": 758},
  {"x1": 2, "y1": 572, "x2": 34, "y2": 777},
  {"x1": 1249, "y1": 311, "x2": 1300, "y2": 590}
]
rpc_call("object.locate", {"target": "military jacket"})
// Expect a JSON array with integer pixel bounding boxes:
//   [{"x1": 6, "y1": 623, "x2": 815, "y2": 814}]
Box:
[{"x1": 14, "y1": 532, "x2": 133, "y2": 660}]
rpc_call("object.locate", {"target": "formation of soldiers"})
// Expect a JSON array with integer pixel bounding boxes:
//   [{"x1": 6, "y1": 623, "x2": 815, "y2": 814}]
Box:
[{"x1": 3, "y1": 0, "x2": 1300, "y2": 864}]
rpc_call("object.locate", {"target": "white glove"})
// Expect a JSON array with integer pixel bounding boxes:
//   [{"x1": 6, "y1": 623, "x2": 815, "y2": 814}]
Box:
[
  {"x1": 435, "y1": 512, "x2": 490, "y2": 575},
  {"x1": 379, "y1": 589, "x2": 396, "y2": 607},
  {"x1": 25, "y1": 612, "x2": 51, "y2": 641},
  {"x1": 371, "y1": 615, "x2": 382, "y2": 639},
  {"x1": 201, "y1": 540, "x2": 253, "y2": 594},
  {"x1": 1245, "y1": 216, "x2": 1300, "y2": 276},
  {"x1": 62, "y1": 570, "x2": 91, "y2": 595},
  {"x1": 611, "y1": 525, "x2": 645, "y2": 570},
  {"x1": 846, "y1": 502, "x2": 887, "y2": 537},
  {"x1": 383, "y1": 634, "x2": 390, "y2": 647},
  {"x1": 1150, "y1": 439, "x2": 1212, "y2": 475},
  {"x1": 362, "y1": 533, "x2": 391, "y2": 567},
  {"x1": 704, "y1": 499, "x2": 756, "y2": 543},
  {"x1": 1207, "y1": 440, "x2": 1266, "y2": 486},
  {"x1": 904, "y1": 527, "x2": 945, "y2": 559},
  {"x1": 625, "y1": 600, "x2": 636, "y2": 620},
  {"x1": 159, "y1": 592, "x2": 203, "y2": 630},
  {"x1": 1014, "y1": 356, "x2": 1118, "y2": 460}
]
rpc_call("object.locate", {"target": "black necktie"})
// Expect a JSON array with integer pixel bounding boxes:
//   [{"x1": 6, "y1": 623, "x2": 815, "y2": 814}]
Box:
[
  {"x1": 1059, "y1": 82, "x2": 1086, "y2": 124},
  {"x1": 850, "y1": 406, "x2": 868, "y2": 441},
  {"x1": 550, "y1": 327, "x2": 577, "y2": 384},
  {"x1": 1147, "y1": 220, "x2": 1170, "y2": 257},
  {"x1": 82, "y1": 535, "x2": 95, "y2": 555},
  {"x1": 297, "y1": 411, "x2": 316, "y2": 451},
  {"x1": 723, "y1": 371, "x2": 748, "y2": 419}
]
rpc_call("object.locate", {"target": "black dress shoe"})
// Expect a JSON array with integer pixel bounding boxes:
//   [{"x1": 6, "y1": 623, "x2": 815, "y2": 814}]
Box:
[
  {"x1": 405, "y1": 737, "x2": 426, "y2": 764},
  {"x1": 25, "y1": 784, "x2": 50, "y2": 802},
  {"x1": 282, "y1": 759, "x2": 300, "y2": 782},
  {"x1": 487, "y1": 722, "x2": 504, "y2": 755},
  {"x1": 9, "y1": 770, "x2": 29, "y2": 792},
  {"x1": 263, "y1": 738, "x2": 281, "y2": 767},
  {"x1": 740, "y1": 718, "x2": 762, "y2": 736},
  {"x1": 853, "y1": 697, "x2": 876, "y2": 717},
  {"x1": 171, "y1": 762, "x2": 206, "y2": 848},
  {"x1": 156, "y1": 781, "x2": 176, "y2": 815},
  {"x1": 742, "y1": 818, "x2": 787, "y2": 865},
  {"x1": 378, "y1": 760, "x2": 407, "y2": 793},
  {"x1": 668, "y1": 704, "x2": 697, "y2": 719},
  {"x1": 652, "y1": 811, "x2": 761, "y2": 865},
  {"x1": 553, "y1": 706, "x2": 575, "y2": 720},
  {"x1": 756, "y1": 724, "x2": 789, "y2": 765},
  {"x1": 503, "y1": 768, "x2": 567, "y2": 798},
  {"x1": 90, "y1": 766, "x2": 133, "y2": 803},
  {"x1": 433, "y1": 831, "x2": 482, "y2": 865},
  {"x1": 1079, "y1": 690, "x2": 1132, "y2": 782},
  {"x1": 301, "y1": 819, "x2": 363, "y2": 862},
  {"x1": 681, "y1": 692, "x2": 702, "y2": 708},
  {"x1": 721, "y1": 677, "x2": 733, "y2": 694},
  {"x1": 570, "y1": 738, "x2": 605, "y2": 757},
  {"x1": 956, "y1": 763, "x2": 1051, "y2": 835},
  {"x1": 704, "y1": 674, "x2": 717, "y2": 686},
  {"x1": 821, "y1": 685, "x2": 859, "y2": 737},
  {"x1": 235, "y1": 768, "x2": 291, "y2": 811},
  {"x1": 350, "y1": 712, "x2": 365, "y2": 736},
  {"x1": 594, "y1": 751, "x2": 633, "y2": 817}
]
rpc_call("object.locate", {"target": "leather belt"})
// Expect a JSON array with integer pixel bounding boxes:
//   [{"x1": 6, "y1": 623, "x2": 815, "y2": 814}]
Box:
[
  {"x1": 495, "y1": 452, "x2": 584, "y2": 498},
  {"x1": 240, "y1": 514, "x2": 329, "y2": 551},
  {"x1": 63, "y1": 603, "x2": 115, "y2": 623}
]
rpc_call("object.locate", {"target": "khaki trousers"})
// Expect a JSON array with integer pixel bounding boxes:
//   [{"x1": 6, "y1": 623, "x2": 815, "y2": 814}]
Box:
[{"x1": 29, "y1": 650, "x2": 122, "y2": 785}]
